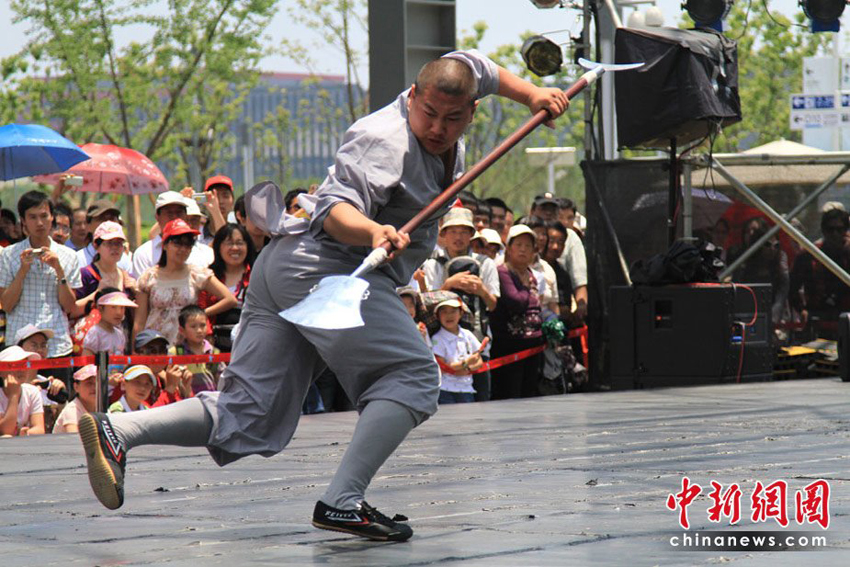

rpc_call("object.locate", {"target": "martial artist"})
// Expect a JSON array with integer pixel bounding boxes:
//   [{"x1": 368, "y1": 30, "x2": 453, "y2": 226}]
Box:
[{"x1": 78, "y1": 49, "x2": 569, "y2": 542}]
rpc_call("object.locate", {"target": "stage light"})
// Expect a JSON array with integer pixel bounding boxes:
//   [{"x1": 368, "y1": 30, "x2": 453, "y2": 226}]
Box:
[
  {"x1": 682, "y1": 0, "x2": 733, "y2": 30},
  {"x1": 529, "y1": 0, "x2": 562, "y2": 8},
  {"x1": 800, "y1": 0, "x2": 846, "y2": 32},
  {"x1": 521, "y1": 36, "x2": 563, "y2": 77}
]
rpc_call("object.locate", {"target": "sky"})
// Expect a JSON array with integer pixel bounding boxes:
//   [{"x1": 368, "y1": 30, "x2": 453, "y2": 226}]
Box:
[{"x1": 0, "y1": 0, "x2": 840, "y2": 84}]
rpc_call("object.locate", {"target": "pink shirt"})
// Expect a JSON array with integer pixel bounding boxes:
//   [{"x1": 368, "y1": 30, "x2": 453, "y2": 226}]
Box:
[{"x1": 83, "y1": 323, "x2": 127, "y2": 355}]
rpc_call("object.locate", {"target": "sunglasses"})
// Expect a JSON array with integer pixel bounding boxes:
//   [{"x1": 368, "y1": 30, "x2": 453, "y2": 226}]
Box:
[{"x1": 166, "y1": 235, "x2": 196, "y2": 248}]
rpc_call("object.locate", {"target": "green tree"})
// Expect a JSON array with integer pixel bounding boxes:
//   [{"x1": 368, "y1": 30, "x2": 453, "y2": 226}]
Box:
[
  {"x1": 281, "y1": 0, "x2": 369, "y2": 123},
  {"x1": 1, "y1": 0, "x2": 276, "y2": 244}
]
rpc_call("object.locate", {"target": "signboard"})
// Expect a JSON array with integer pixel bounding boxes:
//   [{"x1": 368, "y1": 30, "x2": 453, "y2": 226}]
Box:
[{"x1": 790, "y1": 92, "x2": 850, "y2": 130}]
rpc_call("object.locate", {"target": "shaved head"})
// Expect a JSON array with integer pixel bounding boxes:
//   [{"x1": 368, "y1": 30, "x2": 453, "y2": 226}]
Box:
[{"x1": 414, "y1": 57, "x2": 477, "y2": 104}]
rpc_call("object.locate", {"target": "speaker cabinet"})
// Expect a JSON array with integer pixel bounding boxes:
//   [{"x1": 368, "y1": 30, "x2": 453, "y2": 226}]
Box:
[
  {"x1": 609, "y1": 284, "x2": 774, "y2": 389},
  {"x1": 614, "y1": 27, "x2": 741, "y2": 149},
  {"x1": 838, "y1": 312, "x2": 850, "y2": 382}
]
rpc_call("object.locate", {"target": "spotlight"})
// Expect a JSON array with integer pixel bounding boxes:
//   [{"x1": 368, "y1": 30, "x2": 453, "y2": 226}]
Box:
[
  {"x1": 529, "y1": 0, "x2": 562, "y2": 7},
  {"x1": 682, "y1": 0, "x2": 733, "y2": 31},
  {"x1": 800, "y1": 0, "x2": 846, "y2": 32},
  {"x1": 521, "y1": 36, "x2": 563, "y2": 77}
]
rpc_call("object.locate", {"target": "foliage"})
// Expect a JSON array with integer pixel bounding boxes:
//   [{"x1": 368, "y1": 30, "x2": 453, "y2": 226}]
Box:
[
  {"x1": 1, "y1": 0, "x2": 277, "y2": 212},
  {"x1": 281, "y1": 0, "x2": 369, "y2": 123}
]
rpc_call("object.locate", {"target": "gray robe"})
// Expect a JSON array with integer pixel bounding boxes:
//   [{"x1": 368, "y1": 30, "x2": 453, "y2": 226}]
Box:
[{"x1": 197, "y1": 49, "x2": 500, "y2": 465}]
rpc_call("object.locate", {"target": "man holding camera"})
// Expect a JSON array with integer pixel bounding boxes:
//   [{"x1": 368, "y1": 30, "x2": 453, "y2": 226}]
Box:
[
  {"x1": 422, "y1": 206, "x2": 499, "y2": 401},
  {"x1": 0, "y1": 191, "x2": 82, "y2": 365}
]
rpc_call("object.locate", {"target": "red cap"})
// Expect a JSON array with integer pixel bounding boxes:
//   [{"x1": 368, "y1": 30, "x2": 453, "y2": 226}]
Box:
[
  {"x1": 204, "y1": 175, "x2": 233, "y2": 192},
  {"x1": 162, "y1": 218, "x2": 200, "y2": 241}
]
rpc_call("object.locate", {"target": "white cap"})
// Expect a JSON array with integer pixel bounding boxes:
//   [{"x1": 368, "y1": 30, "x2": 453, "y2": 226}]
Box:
[
  {"x1": 185, "y1": 198, "x2": 203, "y2": 217},
  {"x1": 155, "y1": 191, "x2": 189, "y2": 211},
  {"x1": 479, "y1": 228, "x2": 504, "y2": 248},
  {"x1": 14, "y1": 324, "x2": 54, "y2": 345},
  {"x1": 506, "y1": 224, "x2": 537, "y2": 245},
  {"x1": 0, "y1": 345, "x2": 41, "y2": 362},
  {"x1": 435, "y1": 297, "x2": 467, "y2": 312}
]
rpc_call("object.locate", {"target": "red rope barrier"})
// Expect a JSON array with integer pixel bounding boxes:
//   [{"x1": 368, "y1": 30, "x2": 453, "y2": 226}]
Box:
[
  {"x1": 0, "y1": 352, "x2": 231, "y2": 372},
  {"x1": 437, "y1": 344, "x2": 546, "y2": 376},
  {"x1": 110, "y1": 353, "x2": 231, "y2": 366},
  {"x1": 0, "y1": 356, "x2": 95, "y2": 371}
]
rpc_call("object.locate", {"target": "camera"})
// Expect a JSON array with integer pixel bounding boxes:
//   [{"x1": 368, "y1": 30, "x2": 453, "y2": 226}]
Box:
[
  {"x1": 30, "y1": 248, "x2": 45, "y2": 257},
  {"x1": 62, "y1": 174, "x2": 84, "y2": 187},
  {"x1": 36, "y1": 378, "x2": 69, "y2": 403},
  {"x1": 192, "y1": 192, "x2": 208, "y2": 204}
]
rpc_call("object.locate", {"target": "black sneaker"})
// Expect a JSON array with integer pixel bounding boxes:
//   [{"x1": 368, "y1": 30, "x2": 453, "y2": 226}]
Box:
[
  {"x1": 78, "y1": 412, "x2": 126, "y2": 510},
  {"x1": 312, "y1": 500, "x2": 413, "y2": 542}
]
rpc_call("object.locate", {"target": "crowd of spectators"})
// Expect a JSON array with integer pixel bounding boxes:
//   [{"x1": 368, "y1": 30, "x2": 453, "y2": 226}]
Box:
[
  {"x1": 707, "y1": 202, "x2": 850, "y2": 341},
  {"x1": 0, "y1": 176, "x2": 592, "y2": 436}
]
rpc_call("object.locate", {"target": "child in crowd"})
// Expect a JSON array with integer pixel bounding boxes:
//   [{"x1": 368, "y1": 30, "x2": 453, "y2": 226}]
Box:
[
  {"x1": 134, "y1": 330, "x2": 193, "y2": 406},
  {"x1": 15, "y1": 324, "x2": 68, "y2": 431},
  {"x1": 168, "y1": 305, "x2": 224, "y2": 394},
  {"x1": 431, "y1": 298, "x2": 483, "y2": 404},
  {"x1": 397, "y1": 287, "x2": 430, "y2": 346},
  {"x1": 82, "y1": 288, "x2": 137, "y2": 357},
  {"x1": 0, "y1": 346, "x2": 45, "y2": 436},
  {"x1": 53, "y1": 365, "x2": 98, "y2": 434},
  {"x1": 108, "y1": 365, "x2": 155, "y2": 414}
]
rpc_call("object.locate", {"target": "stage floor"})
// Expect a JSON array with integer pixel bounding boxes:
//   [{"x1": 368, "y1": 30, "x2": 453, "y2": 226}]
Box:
[{"x1": 1, "y1": 378, "x2": 849, "y2": 566}]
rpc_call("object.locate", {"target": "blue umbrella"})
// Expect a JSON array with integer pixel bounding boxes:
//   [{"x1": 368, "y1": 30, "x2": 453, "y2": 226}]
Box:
[{"x1": 0, "y1": 123, "x2": 90, "y2": 181}]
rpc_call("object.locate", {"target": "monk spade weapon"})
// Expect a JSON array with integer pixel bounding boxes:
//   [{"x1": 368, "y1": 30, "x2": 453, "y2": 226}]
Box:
[{"x1": 281, "y1": 59, "x2": 644, "y2": 330}]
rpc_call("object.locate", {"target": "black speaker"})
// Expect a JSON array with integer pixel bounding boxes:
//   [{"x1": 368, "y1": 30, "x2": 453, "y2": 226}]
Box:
[
  {"x1": 614, "y1": 27, "x2": 741, "y2": 149},
  {"x1": 838, "y1": 312, "x2": 850, "y2": 382},
  {"x1": 608, "y1": 284, "x2": 774, "y2": 389}
]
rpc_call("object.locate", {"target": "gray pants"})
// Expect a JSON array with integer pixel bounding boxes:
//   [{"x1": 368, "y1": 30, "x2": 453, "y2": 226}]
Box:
[{"x1": 197, "y1": 235, "x2": 440, "y2": 466}]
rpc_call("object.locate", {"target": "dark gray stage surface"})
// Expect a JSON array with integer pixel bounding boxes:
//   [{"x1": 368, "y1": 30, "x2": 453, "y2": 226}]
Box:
[{"x1": 1, "y1": 378, "x2": 848, "y2": 566}]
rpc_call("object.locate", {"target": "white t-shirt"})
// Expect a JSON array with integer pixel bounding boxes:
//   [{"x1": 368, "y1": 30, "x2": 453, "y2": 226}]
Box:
[
  {"x1": 0, "y1": 383, "x2": 44, "y2": 431},
  {"x1": 431, "y1": 327, "x2": 481, "y2": 393},
  {"x1": 558, "y1": 229, "x2": 588, "y2": 288},
  {"x1": 532, "y1": 257, "x2": 559, "y2": 307},
  {"x1": 53, "y1": 397, "x2": 88, "y2": 433}
]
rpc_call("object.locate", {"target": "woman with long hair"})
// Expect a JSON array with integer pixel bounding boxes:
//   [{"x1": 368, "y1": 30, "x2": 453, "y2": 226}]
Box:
[
  {"x1": 199, "y1": 223, "x2": 256, "y2": 351},
  {"x1": 134, "y1": 219, "x2": 236, "y2": 345}
]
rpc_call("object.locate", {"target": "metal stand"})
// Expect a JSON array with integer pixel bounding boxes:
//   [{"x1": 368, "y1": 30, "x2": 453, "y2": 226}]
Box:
[
  {"x1": 667, "y1": 138, "x2": 680, "y2": 247},
  {"x1": 96, "y1": 351, "x2": 109, "y2": 413}
]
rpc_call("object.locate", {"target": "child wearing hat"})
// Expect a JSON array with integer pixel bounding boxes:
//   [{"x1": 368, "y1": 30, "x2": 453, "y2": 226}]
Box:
[
  {"x1": 108, "y1": 366, "x2": 155, "y2": 413},
  {"x1": 82, "y1": 288, "x2": 138, "y2": 357},
  {"x1": 0, "y1": 346, "x2": 45, "y2": 436},
  {"x1": 431, "y1": 298, "x2": 484, "y2": 404},
  {"x1": 53, "y1": 365, "x2": 98, "y2": 433}
]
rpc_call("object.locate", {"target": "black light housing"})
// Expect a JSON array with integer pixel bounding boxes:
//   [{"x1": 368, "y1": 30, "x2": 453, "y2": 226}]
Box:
[
  {"x1": 529, "y1": 0, "x2": 561, "y2": 7},
  {"x1": 800, "y1": 0, "x2": 846, "y2": 31},
  {"x1": 682, "y1": 0, "x2": 734, "y2": 30},
  {"x1": 521, "y1": 36, "x2": 563, "y2": 77}
]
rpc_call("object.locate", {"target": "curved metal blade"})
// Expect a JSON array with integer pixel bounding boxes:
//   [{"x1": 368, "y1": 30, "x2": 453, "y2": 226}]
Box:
[
  {"x1": 578, "y1": 58, "x2": 644, "y2": 71},
  {"x1": 279, "y1": 275, "x2": 370, "y2": 330}
]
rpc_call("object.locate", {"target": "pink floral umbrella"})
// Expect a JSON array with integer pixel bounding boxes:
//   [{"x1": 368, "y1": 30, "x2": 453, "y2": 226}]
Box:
[{"x1": 33, "y1": 142, "x2": 168, "y2": 195}]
